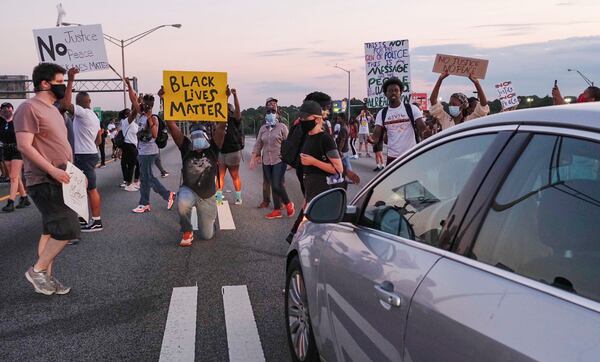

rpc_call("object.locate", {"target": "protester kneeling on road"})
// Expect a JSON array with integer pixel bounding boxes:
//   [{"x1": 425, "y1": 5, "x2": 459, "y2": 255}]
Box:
[{"x1": 167, "y1": 121, "x2": 226, "y2": 247}]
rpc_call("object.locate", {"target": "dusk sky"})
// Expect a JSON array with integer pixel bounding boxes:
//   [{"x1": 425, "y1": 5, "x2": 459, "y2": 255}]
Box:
[{"x1": 1, "y1": 0, "x2": 599, "y2": 111}]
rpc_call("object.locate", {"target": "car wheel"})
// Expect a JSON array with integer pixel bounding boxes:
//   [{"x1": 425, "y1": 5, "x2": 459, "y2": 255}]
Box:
[{"x1": 285, "y1": 256, "x2": 320, "y2": 362}]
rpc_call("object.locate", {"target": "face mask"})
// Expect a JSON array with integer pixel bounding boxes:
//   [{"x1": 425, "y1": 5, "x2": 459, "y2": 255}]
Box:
[
  {"x1": 301, "y1": 119, "x2": 317, "y2": 133},
  {"x1": 448, "y1": 106, "x2": 462, "y2": 117},
  {"x1": 191, "y1": 130, "x2": 210, "y2": 151},
  {"x1": 50, "y1": 84, "x2": 66, "y2": 100},
  {"x1": 577, "y1": 94, "x2": 589, "y2": 103},
  {"x1": 265, "y1": 113, "x2": 277, "y2": 126}
]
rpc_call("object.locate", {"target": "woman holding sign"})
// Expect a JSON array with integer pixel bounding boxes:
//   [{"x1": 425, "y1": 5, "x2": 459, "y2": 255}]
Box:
[{"x1": 429, "y1": 71, "x2": 489, "y2": 130}]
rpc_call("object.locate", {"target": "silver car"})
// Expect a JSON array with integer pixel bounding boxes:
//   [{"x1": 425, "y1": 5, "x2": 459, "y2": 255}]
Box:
[{"x1": 285, "y1": 103, "x2": 600, "y2": 362}]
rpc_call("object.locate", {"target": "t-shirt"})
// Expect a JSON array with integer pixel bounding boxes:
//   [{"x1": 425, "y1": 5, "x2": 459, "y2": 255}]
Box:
[
  {"x1": 120, "y1": 118, "x2": 139, "y2": 146},
  {"x1": 107, "y1": 123, "x2": 117, "y2": 139},
  {"x1": 220, "y1": 116, "x2": 243, "y2": 154},
  {"x1": 0, "y1": 117, "x2": 16, "y2": 145},
  {"x1": 137, "y1": 115, "x2": 158, "y2": 155},
  {"x1": 375, "y1": 103, "x2": 423, "y2": 158},
  {"x1": 301, "y1": 131, "x2": 339, "y2": 176},
  {"x1": 179, "y1": 137, "x2": 219, "y2": 199},
  {"x1": 12, "y1": 97, "x2": 73, "y2": 186},
  {"x1": 357, "y1": 115, "x2": 372, "y2": 134},
  {"x1": 73, "y1": 104, "x2": 101, "y2": 154}
]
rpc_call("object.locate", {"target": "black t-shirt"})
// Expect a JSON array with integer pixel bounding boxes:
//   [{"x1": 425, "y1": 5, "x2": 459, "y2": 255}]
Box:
[
  {"x1": 0, "y1": 117, "x2": 16, "y2": 145},
  {"x1": 336, "y1": 125, "x2": 349, "y2": 153},
  {"x1": 220, "y1": 116, "x2": 243, "y2": 154},
  {"x1": 301, "y1": 132, "x2": 339, "y2": 176},
  {"x1": 179, "y1": 137, "x2": 219, "y2": 199}
]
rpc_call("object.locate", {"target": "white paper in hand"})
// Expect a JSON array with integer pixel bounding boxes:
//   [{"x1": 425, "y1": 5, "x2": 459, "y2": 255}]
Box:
[{"x1": 62, "y1": 162, "x2": 89, "y2": 221}]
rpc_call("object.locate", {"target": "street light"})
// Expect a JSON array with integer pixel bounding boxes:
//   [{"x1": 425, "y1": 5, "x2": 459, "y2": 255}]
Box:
[
  {"x1": 334, "y1": 65, "x2": 350, "y2": 123},
  {"x1": 568, "y1": 69, "x2": 594, "y2": 87}
]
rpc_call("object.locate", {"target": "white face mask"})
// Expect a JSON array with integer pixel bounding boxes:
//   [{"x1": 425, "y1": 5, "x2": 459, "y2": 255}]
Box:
[
  {"x1": 448, "y1": 106, "x2": 462, "y2": 117},
  {"x1": 265, "y1": 113, "x2": 277, "y2": 126}
]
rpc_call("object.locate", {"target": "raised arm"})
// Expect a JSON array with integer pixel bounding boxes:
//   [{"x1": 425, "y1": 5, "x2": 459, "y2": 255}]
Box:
[
  {"x1": 60, "y1": 67, "x2": 79, "y2": 114},
  {"x1": 231, "y1": 88, "x2": 241, "y2": 121},
  {"x1": 125, "y1": 78, "x2": 141, "y2": 115},
  {"x1": 166, "y1": 121, "x2": 185, "y2": 148},
  {"x1": 430, "y1": 72, "x2": 449, "y2": 106},
  {"x1": 469, "y1": 75, "x2": 488, "y2": 106}
]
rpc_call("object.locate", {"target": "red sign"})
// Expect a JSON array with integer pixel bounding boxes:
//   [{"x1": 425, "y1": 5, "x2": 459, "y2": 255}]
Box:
[{"x1": 411, "y1": 93, "x2": 428, "y2": 111}]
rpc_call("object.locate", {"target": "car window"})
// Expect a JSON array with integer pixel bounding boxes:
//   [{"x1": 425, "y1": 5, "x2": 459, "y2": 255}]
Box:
[
  {"x1": 359, "y1": 134, "x2": 497, "y2": 247},
  {"x1": 470, "y1": 134, "x2": 600, "y2": 302}
]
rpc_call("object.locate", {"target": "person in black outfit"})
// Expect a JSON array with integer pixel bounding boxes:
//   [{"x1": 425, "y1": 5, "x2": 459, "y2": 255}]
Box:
[
  {"x1": 216, "y1": 86, "x2": 243, "y2": 205},
  {"x1": 0, "y1": 102, "x2": 30, "y2": 212}
]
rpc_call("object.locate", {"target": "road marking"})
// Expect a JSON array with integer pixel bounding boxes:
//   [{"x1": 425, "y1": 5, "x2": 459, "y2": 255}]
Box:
[
  {"x1": 159, "y1": 286, "x2": 198, "y2": 362},
  {"x1": 0, "y1": 194, "x2": 9, "y2": 202},
  {"x1": 217, "y1": 201, "x2": 236, "y2": 230},
  {"x1": 191, "y1": 206, "x2": 198, "y2": 230},
  {"x1": 222, "y1": 285, "x2": 265, "y2": 362}
]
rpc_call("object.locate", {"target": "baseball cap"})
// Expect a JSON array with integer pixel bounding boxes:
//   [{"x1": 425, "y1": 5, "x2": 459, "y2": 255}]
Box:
[
  {"x1": 299, "y1": 100, "x2": 322, "y2": 118},
  {"x1": 265, "y1": 97, "x2": 278, "y2": 105}
]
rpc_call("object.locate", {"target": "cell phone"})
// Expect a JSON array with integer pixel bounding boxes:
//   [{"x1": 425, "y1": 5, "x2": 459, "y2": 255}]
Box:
[{"x1": 554, "y1": 80, "x2": 558, "y2": 87}]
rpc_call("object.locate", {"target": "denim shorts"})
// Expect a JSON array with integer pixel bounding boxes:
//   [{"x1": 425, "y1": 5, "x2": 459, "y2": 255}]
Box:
[
  {"x1": 29, "y1": 183, "x2": 81, "y2": 241},
  {"x1": 74, "y1": 153, "x2": 99, "y2": 190}
]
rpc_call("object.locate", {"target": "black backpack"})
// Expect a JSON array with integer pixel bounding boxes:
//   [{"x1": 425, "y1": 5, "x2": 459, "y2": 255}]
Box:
[
  {"x1": 381, "y1": 102, "x2": 420, "y2": 144},
  {"x1": 281, "y1": 122, "x2": 306, "y2": 168},
  {"x1": 154, "y1": 114, "x2": 168, "y2": 149}
]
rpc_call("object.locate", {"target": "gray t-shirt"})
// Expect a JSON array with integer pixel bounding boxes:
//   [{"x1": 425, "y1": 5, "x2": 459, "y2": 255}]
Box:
[{"x1": 137, "y1": 114, "x2": 158, "y2": 155}]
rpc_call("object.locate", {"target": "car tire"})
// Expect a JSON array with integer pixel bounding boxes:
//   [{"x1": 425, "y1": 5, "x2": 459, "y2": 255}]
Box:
[{"x1": 285, "y1": 256, "x2": 320, "y2": 362}]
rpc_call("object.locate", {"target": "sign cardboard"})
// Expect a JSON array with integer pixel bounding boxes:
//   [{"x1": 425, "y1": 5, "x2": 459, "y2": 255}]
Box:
[
  {"x1": 33, "y1": 24, "x2": 109, "y2": 72},
  {"x1": 62, "y1": 162, "x2": 89, "y2": 222},
  {"x1": 162, "y1": 70, "x2": 228, "y2": 122},
  {"x1": 411, "y1": 93, "x2": 428, "y2": 111},
  {"x1": 495, "y1": 81, "x2": 520, "y2": 110},
  {"x1": 364, "y1": 39, "x2": 411, "y2": 108},
  {"x1": 432, "y1": 54, "x2": 489, "y2": 79}
]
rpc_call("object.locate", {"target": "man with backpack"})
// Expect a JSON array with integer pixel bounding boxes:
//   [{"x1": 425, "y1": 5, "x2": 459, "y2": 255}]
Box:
[
  {"x1": 371, "y1": 77, "x2": 431, "y2": 166},
  {"x1": 216, "y1": 86, "x2": 243, "y2": 205}
]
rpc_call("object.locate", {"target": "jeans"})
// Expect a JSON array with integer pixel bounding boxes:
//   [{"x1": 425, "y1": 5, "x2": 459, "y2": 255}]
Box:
[
  {"x1": 155, "y1": 150, "x2": 167, "y2": 174},
  {"x1": 342, "y1": 152, "x2": 352, "y2": 171},
  {"x1": 138, "y1": 154, "x2": 170, "y2": 206},
  {"x1": 263, "y1": 162, "x2": 289, "y2": 209},
  {"x1": 177, "y1": 186, "x2": 217, "y2": 239}
]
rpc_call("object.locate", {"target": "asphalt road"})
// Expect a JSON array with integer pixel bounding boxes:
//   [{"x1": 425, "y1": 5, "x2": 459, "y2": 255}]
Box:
[{"x1": 0, "y1": 137, "x2": 382, "y2": 361}]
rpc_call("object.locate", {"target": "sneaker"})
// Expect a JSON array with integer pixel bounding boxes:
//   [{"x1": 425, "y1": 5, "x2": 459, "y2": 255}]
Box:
[
  {"x1": 257, "y1": 201, "x2": 270, "y2": 209},
  {"x1": 79, "y1": 217, "x2": 88, "y2": 227},
  {"x1": 133, "y1": 181, "x2": 140, "y2": 188},
  {"x1": 15, "y1": 196, "x2": 31, "y2": 209},
  {"x1": 265, "y1": 209, "x2": 283, "y2": 219},
  {"x1": 167, "y1": 192, "x2": 176, "y2": 210},
  {"x1": 2, "y1": 199, "x2": 15, "y2": 212},
  {"x1": 132, "y1": 205, "x2": 151, "y2": 213},
  {"x1": 124, "y1": 184, "x2": 138, "y2": 192},
  {"x1": 216, "y1": 191, "x2": 224, "y2": 205},
  {"x1": 286, "y1": 202, "x2": 295, "y2": 217},
  {"x1": 119, "y1": 181, "x2": 127, "y2": 188},
  {"x1": 351, "y1": 155, "x2": 359, "y2": 160},
  {"x1": 25, "y1": 267, "x2": 55, "y2": 295},
  {"x1": 161, "y1": 172, "x2": 170, "y2": 178},
  {"x1": 99, "y1": 164, "x2": 106, "y2": 168},
  {"x1": 49, "y1": 275, "x2": 71, "y2": 295},
  {"x1": 81, "y1": 219, "x2": 103, "y2": 232},
  {"x1": 180, "y1": 231, "x2": 194, "y2": 247},
  {"x1": 234, "y1": 191, "x2": 242, "y2": 205}
]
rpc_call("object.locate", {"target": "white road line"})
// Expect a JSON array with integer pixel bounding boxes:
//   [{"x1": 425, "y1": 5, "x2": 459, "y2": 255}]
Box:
[
  {"x1": 159, "y1": 286, "x2": 198, "y2": 362},
  {"x1": 217, "y1": 201, "x2": 236, "y2": 230},
  {"x1": 191, "y1": 206, "x2": 198, "y2": 231},
  {"x1": 222, "y1": 285, "x2": 265, "y2": 362}
]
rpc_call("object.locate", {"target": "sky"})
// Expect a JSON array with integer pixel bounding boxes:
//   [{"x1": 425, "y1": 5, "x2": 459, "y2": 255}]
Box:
[{"x1": 1, "y1": 0, "x2": 599, "y2": 111}]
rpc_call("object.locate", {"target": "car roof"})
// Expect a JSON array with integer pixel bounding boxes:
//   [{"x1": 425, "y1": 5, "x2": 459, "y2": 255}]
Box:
[{"x1": 444, "y1": 102, "x2": 600, "y2": 135}]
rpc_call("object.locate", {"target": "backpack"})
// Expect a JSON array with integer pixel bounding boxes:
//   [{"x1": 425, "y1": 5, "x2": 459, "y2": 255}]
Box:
[
  {"x1": 281, "y1": 121, "x2": 306, "y2": 168},
  {"x1": 380, "y1": 102, "x2": 420, "y2": 144},
  {"x1": 155, "y1": 114, "x2": 168, "y2": 149},
  {"x1": 113, "y1": 130, "x2": 125, "y2": 148}
]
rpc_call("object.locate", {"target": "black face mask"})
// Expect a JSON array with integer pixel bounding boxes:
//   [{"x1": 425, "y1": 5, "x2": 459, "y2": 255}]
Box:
[
  {"x1": 301, "y1": 120, "x2": 317, "y2": 133},
  {"x1": 49, "y1": 84, "x2": 66, "y2": 100}
]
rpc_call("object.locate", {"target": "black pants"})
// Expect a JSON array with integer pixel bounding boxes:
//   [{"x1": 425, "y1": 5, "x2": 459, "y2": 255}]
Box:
[
  {"x1": 350, "y1": 137, "x2": 357, "y2": 156},
  {"x1": 121, "y1": 143, "x2": 139, "y2": 183},
  {"x1": 99, "y1": 137, "x2": 106, "y2": 165}
]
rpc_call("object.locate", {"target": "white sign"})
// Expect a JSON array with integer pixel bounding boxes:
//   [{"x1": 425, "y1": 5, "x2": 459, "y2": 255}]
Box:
[
  {"x1": 364, "y1": 40, "x2": 411, "y2": 108},
  {"x1": 495, "y1": 81, "x2": 520, "y2": 110},
  {"x1": 62, "y1": 162, "x2": 89, "y2": 222},
  {"x1": 33, "y1": 24, "x2": 109, "y2": 72}
]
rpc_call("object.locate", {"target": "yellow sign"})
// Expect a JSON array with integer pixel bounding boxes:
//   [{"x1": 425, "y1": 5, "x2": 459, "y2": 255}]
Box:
[{"x1": 162, "y1": 70, "x2": 228, "y2": 122}]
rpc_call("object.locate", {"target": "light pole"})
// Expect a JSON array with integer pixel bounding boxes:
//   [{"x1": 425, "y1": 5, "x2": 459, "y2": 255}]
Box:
[
  {"x1": 61, "y1": 22, "x2": 182, "y2": 108},
  {"x1": 568, "y1": 69, "x2": 594, "y2": 87},
  {"x1": 334, "y1": 65, "x2": 351, "y2": 123}
]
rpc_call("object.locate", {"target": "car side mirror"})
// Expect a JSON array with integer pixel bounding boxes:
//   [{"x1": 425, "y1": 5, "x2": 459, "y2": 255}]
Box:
[{"x1": 305, "y1": 188, "x2": 347, "y2": 224}]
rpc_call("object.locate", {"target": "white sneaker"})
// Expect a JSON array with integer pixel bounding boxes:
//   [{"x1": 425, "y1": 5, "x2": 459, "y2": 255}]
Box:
[
  {"x1": 119, "y1": 181, "x2": 127, "y2": 188},
  {"x1": 351, "y1": 155, "x2": 359, "y2": 159},
  {"x1": 133, "y1": 181, "x2": 140, "y2": 189},
  {"x1": 132, "y1": 205, "x2": 151, "y2": 213},
  {"x1": 124, "y1": 184, "x2": 138, "y2": 192}
]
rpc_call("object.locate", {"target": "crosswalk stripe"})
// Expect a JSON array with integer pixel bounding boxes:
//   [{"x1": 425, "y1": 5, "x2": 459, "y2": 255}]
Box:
[
  {"x1": 217, "y1": 201, "x2": 236, "y2": 230},
  {"x1": 159, "y1": 286, "x2": 198, "y2": 362},
  {"x1": 222, "y1": 285, "x2": 265, "y2": 362}
]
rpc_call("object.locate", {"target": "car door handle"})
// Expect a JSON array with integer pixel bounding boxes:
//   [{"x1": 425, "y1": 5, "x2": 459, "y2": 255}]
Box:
[{"x1": 374, "y1": 281, "x2": 401, "y2": 307}]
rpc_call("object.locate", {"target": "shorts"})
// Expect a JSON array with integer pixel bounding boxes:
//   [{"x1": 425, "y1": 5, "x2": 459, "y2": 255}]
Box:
[
  {"x1": 373, "y1": 141, "x2": 383, "y2": 153},
  {"x1": 74, "y1": 154, "x2": 99, "y2": 190},
  {"x1": 218, "y1": 150, "x2": 242, "y2": 167},
  {"x1": 358, "y1": 134, "x2": 368, "y2": 143},
  {"x1": 28, "y1": 183, "x2": 81, "y2": 241},
  {"x1": 2, "y1": 145, "x2": 22, "y2": 161}
]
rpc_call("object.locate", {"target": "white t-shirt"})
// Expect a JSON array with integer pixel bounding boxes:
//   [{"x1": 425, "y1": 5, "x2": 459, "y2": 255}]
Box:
[
  {"x1": 73, "y1": 104, "x2": 101, "y2": 154},
  {"x1": 107, "y1": 123, "x2": 117, "y2": 139},
  {"x1": 120, "y1": 118, "x2": 139, "y2": 146},
  {"x1": 357, "y1": 115, "x2": 372, "y2": 134},
  {"x1": 375, "y1": 103, "x2": 423, "y2": 158}
]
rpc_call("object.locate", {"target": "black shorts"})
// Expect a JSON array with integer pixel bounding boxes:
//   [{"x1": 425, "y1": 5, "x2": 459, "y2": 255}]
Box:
[
  {"x1": 1, "y1": 145, "x2": 22, "y2": 161},
  {"x1": 28, "y1": 183, "x2": 81, "y2": 241},
  {"x1": 74, "y1": 153, "x2": 99, "y2": 190},
  {"x1": 373, "y1": 141, "x2": 383, "y2": 153},
  {"x1": 303, "y1": 173, "x2": 332, "y2": 204}
]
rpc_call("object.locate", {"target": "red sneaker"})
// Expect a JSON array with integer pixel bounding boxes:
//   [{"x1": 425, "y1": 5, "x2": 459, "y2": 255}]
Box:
[
  {"x1": 180, "y1": 231, "x2": 193, "y2": 247},
  {"x1": 265, "y1": 209, "x2": 282, "y2": 219},
  {"x1": 285, "y1": 202, "x2": 295, "y2": 217},
  {"x1": 167, "y1": 192, "x2": 176, "y2": 210}
]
